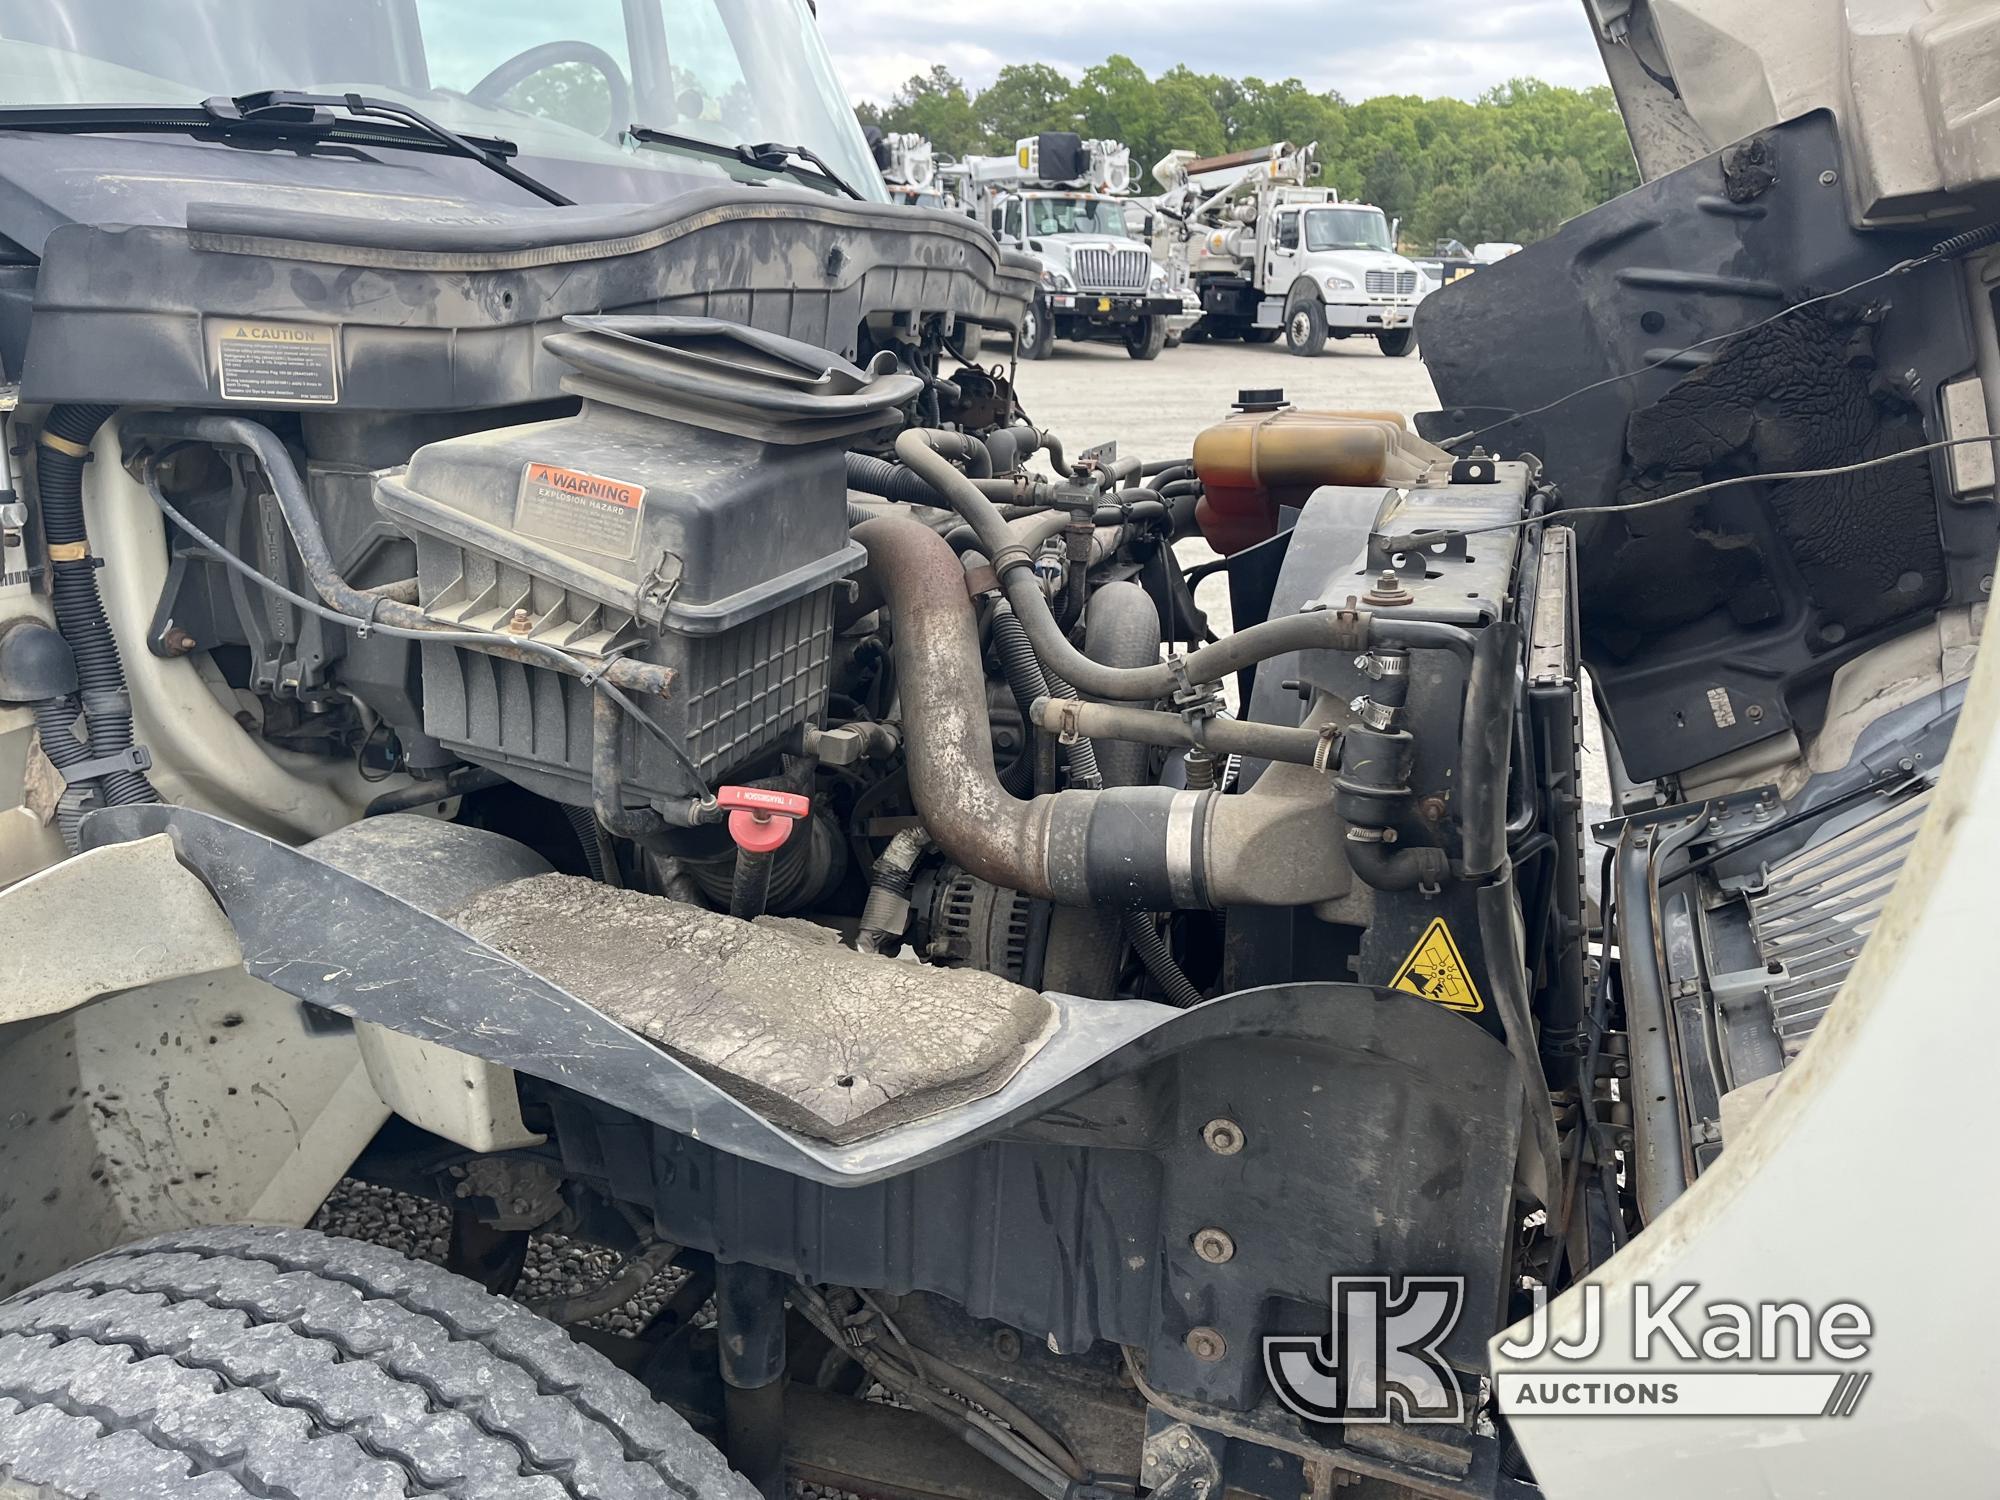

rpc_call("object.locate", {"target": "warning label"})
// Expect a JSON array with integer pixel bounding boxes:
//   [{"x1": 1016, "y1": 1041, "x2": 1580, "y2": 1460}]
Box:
[
  {"x1": 514, "y1": 461, "x2": 646, "y2": 559},
  {"x1": 1389, "y1": 917, "x2": 1485, "y2": 1014},
  {"x1": 212, "y1": 320, "x2": 338, "y2": 403}
]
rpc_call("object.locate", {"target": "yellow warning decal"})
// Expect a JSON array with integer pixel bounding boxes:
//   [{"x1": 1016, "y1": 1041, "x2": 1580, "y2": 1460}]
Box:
[{"x1": 1390, "y1": 918, "x2": 1485, "y2": 1014}]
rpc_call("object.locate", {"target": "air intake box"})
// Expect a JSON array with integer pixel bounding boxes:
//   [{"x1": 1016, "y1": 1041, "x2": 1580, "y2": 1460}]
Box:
[{"x1": 376, "y1": 316, "x2": 920, "y2": 806}]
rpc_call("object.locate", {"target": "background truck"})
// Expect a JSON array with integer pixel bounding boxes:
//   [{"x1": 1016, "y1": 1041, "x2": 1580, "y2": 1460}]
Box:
[
  {"x1": 965, "y1": 131, "x2": 1183, "y2": 359},
  {"x1": 1153, "y1": 140, "x2": 1424, "y2": 356},
  {"x1": 871, "y1": 130, "x2": 952, "y2": 210}
]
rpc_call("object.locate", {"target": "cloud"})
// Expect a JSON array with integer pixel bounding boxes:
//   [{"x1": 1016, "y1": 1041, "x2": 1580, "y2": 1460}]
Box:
[{"x1": 818, "y1": 0, "x2": 1608, "y2": 104}]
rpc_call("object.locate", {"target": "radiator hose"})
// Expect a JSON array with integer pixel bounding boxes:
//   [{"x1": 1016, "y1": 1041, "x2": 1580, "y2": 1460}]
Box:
[{"x1": 35, "y1": 404, "x2": 158, "y2": 846}]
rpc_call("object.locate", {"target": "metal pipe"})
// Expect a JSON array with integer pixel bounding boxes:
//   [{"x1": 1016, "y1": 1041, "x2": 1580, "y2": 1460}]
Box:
[{"x1": 856, "y1": 515, "x2": 1350, "y2": 908}]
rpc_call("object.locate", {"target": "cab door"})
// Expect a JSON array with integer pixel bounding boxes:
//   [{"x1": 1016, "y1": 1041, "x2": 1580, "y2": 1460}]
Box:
[{"x1": 1266, "y1": 207, "x2": 1303, "y2": 292}]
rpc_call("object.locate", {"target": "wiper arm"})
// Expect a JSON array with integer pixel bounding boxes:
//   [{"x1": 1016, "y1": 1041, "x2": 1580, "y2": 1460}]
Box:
[
  {"x1": 0, "y1": 95, "x2": 570, "y2": 207},
  {"x1": 210, "y1": 91, "x2": 572, "y2": 206},
  {"x1": 627, "y1": 125, "x2": 863, "y2": 200}
]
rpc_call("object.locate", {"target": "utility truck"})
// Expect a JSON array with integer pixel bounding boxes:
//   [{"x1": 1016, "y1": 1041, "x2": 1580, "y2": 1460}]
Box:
[
  {"x1": 965, "y1": 131, "x2": 1183, "y2": 359},
  {"x1": 872, "y1": 131, "x2": 951, "y2": 211},
  {"x1": 1153, "y1": 140, "x2": 1424, "y2": 356}
]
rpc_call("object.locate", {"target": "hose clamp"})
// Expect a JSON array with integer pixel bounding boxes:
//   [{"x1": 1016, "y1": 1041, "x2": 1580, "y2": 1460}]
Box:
[
  {"x1": 1313, "y1": 725, "x2": 1340, "y2": 772},
  {"x1": 36, "y1": 431, "x2": 90, "y2": 459},
  {"x1": 1048, "y1": 698, "x2": 1086, "y2": 747},
  {"x1": 989, "y1": 542, "x2": 1035, "y2": 577}
]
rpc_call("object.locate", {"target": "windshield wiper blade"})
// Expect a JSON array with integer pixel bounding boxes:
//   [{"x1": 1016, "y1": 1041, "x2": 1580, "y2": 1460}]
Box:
[
  {"x1": 213, "y1": 91, "x2": 571, "y2": 206},
  {"x1": 0, "y1": 95, "x2": 570, "y2": 208},
  {"x1": 627, "y1": 125, "x2": 863, "y2": 200}
]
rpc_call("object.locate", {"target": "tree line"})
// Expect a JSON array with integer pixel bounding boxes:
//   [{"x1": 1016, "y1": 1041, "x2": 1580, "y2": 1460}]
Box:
[{"x1": 856, "y1": 61, "x2": 1638, "y2": 249}]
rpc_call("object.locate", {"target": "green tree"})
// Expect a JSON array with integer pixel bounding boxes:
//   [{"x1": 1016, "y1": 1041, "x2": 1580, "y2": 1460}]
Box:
[
  {"x1": 1151, "y1": 66, "x2": 1227, "y2": 161},
  {"x1": 854, "y1": 60, "x2": 1637, "y2": 245},
  {"x1": 976, "y1": 64, "x2": 1076, "y2": 149},
  {"x1": 1071, "y1": 55, "x2": 1163, "y2": 166},
  {"x1": 881, "y1": 65, "x2": 981, "y2": 156}
]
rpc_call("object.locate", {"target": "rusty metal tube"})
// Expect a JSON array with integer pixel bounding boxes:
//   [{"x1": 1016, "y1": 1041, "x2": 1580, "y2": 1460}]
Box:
[
  {"x1": 854, "y1": 516, "x2": 1060, "y2": 897},
  {"x1": 858, "y1": 515, "x2": 1354, "y2": 910}
]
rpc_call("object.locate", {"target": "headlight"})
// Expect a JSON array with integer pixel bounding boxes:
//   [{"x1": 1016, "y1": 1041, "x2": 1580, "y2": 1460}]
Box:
[
  {"x1": 1041, "y1": 267, "x2": 1075, "y2": 293},
  {"x1": 1323, "y1": 274, "x2": 1356, "y2": 292},
  {"x1": 1149, "y1": 271, "x2": 1169, "y2": 295}
]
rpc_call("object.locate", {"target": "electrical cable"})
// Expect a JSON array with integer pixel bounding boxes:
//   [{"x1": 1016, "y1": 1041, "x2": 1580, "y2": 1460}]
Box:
[
  {"x1": 1434, "y1": 241, "x2": 1985, "y2": 452},
  {"x1": 1389, "y1": 434, "x2": 2000, "y2": 549},
  {"x1": 140, "y1": 471, "x2": 710, "y2": 792}
]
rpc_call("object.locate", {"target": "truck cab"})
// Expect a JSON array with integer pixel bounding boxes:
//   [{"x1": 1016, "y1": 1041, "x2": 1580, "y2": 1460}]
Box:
[
  {"x1": 1265, "y1": 197, "x2": 1420, "y2": 353},
  {"x1": 969, "y1": 133, "x2": 1184, "y2": 360}
]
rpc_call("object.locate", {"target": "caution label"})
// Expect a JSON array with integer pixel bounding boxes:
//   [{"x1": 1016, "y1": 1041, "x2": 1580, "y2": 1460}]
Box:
[
  {"x1": 1390, "y1": 917, "x2": 1485, "y2": 1014},
  {"x1": 514, "y1": 461, "x2": 646, "y2": 559},
  {"x1": 211, "y1": 319, "x2": 339, "y2": 403}
]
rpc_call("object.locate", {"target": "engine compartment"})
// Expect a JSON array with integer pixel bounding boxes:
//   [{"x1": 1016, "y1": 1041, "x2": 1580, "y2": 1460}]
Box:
[{"x1": 1, "y1": 111, "x2": 1994, "y2": 1500}]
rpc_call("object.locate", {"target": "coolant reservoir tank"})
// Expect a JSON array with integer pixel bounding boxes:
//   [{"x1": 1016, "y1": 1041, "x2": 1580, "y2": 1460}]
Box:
[{"x1": 1191, "y1": 394, "x2": 1447, "y2": 554}]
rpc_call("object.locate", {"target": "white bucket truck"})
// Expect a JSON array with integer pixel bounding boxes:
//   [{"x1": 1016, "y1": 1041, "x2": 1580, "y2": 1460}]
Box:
[{"x1": 1152, "y1": 141, "x2": 1423, "y2": 357}]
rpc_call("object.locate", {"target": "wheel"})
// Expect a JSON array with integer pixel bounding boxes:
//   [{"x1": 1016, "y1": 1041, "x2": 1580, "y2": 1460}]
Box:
[
  {"x1": 468, "y1": 41, "x2": 632, "y2": 141},
  {"x1": 1018, "y1": 297, "x2": 1053, "y2": 360},
  {"x1": 1244, "y1": 328, "x2": 1282, "y2": 344},
  {"x1": 1181, "y1": 321, "x2": 1211, "y2": 344},
  {"x1": 1284, "y1": 296, "x2": 1328, "y2": 358},
  {"x1": 1377, "y1": 328, "x2": 1417, "y2": 358},
  {"x1": 1124, "y1": 315, "x2": 1168, "y2": 360},
  {"x1": 0, "y1": 1225, "x2": 756, "y2": 1500}
]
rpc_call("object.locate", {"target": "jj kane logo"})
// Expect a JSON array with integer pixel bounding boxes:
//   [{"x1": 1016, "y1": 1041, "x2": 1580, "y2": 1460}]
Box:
[
  {"x1": 1264, "y1": 1277, "x2": 1875, "y2": 1424},
  {"x1": 1264, "y1": 1277, "x2": 1467, "y2": 1425}
]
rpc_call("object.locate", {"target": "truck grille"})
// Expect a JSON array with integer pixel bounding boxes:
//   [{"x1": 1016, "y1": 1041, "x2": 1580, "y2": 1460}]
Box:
[
  {"x1": 1072, "y1": 247, "x2": 1150, "y2": 293},
  {"x1": 1366, "y1": 270, "x2": 1418, "y2": 298}
]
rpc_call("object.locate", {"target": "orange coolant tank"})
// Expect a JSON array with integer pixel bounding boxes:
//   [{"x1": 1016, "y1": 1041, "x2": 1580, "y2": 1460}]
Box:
[{"x1": 1190, "y1": 392, "x2": 1449, "y2": 554}]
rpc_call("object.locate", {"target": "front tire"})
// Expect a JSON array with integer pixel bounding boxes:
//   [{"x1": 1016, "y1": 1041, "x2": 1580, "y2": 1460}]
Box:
[
  {"x1": 1284, "y1": 296, "x2": 1328, "y2": 358},
  {"x1": 0, "y1": 1225, "x2": 755, "y2": 1500},
  {"x1": 1377, "y1": 328, "x2": 1417, "y2": 358},
  {"x1": 1125, "y1": 315, "x2": 1168, "y2": 360},
  {"x1": 1018, "y1": 297, "x2": 1053, "y2": 361}
]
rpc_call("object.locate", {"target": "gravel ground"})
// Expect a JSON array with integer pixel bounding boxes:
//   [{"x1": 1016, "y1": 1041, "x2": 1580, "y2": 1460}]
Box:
[{"x1": 310, "y1": 1179, "x2": 699, "y2": 1337}]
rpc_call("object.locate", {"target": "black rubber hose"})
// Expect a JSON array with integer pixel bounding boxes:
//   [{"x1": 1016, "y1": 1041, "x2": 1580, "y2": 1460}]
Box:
[
  {"x1": 895, "y1": 428, "x2": 1473, "y2": 699},
  {"x1": 1123, "y1": 911, "x2": 1205, "y2": 1008},
  {"x1": 991, "y1": 603, "x2": 1101, "y2": 789},
  {"x1": 37, "y1": 404, "x2": 159, "y2": 813},
  {"x1": 1080, "y1": 583, "x2": 1163, "y2": 789},
  {"x1": 564, "y1": 803, "x2": 609, "y2": 881}
]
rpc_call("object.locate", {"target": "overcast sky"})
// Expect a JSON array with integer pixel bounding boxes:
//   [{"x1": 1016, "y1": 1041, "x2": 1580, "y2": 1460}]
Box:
[{"x1": 820, "y1": 0, "x2": 1610, "y2": 106}]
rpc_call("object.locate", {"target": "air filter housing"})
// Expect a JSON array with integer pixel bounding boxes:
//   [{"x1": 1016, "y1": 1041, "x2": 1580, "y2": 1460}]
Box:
[{"x1": 375, "y1": 316, "x2": 920, "y2": 806}]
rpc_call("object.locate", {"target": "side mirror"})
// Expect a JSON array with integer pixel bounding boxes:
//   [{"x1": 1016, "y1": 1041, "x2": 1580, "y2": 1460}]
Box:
[
  {"x1": 1143, "y1": 214, "x2": 1157, "y2": 238},
  {"x1": 1391, "y1": 217, "x2": 1401, "y2": 247}
]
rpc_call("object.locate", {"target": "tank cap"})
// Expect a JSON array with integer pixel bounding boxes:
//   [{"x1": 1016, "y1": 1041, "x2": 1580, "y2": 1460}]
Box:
[
  {"x1": 1232, "y1": 388, "x2": 1289, "y2": 413},
  {"x1": 718, "y1": 785, "x2": 810, "y2": 854}
]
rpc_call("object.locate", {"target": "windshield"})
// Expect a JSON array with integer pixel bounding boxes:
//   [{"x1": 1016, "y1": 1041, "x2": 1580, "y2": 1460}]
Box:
[
  {"x1": 1021, "y1": 195, "x2": 1130, "y2": 238},
  {"x1": 1304, "y1": 207, "x2": 1392, "y2": 253},
  {"x1": 0, "y1": 0, "x2": 883, "y2": 203}
]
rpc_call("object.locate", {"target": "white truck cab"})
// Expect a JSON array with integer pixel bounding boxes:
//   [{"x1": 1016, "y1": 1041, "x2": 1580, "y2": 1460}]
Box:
[{"x1": 966, "y1": 133, "x2": 1184, "y2": 360}]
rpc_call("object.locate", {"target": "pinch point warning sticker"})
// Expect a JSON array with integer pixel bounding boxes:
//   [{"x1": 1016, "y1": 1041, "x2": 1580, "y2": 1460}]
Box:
[
  {"x1": 514, "y1": 461, "x2": 646, "y2": 559},
  {"x1": 1390, "y1": 917, "x2": 1485, "y2": 1014}
]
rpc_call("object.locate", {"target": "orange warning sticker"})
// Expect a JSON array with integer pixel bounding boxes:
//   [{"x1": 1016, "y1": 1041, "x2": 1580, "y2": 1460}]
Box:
[
  {"x1": 1389, "y1": 917, "x2": 1485, "y2": 1014},
  {"x1": 514, "y1": 461, "x2": 646, "y2": 559}
]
